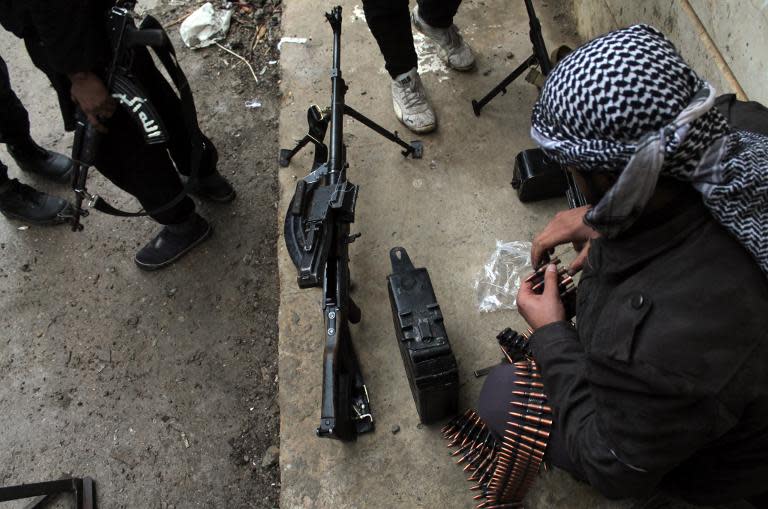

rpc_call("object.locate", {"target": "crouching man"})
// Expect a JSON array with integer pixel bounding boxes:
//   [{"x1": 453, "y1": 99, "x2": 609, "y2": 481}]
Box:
[{"x1": 478, "y1": 25, "x2": 768, "y2": 507}]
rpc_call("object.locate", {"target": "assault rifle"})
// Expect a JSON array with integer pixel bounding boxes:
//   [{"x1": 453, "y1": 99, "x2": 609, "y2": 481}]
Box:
[{"x1": 281, "y1": 6, "x2": 422, "y2": 441}]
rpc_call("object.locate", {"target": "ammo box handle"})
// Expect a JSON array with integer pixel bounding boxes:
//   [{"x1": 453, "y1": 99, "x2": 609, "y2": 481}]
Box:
[{"x1": 389, "y1": 247, "x2": 416, "y2": 274}]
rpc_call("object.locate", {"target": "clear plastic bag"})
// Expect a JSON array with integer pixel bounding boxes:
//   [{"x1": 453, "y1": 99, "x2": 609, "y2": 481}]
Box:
[{"x1": 474, "y1": 241, "x2": 532, "y2": 313}]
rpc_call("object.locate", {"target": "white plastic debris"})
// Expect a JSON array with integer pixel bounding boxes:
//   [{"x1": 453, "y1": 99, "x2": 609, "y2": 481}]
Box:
[
  {"x1": 277, "y1": 37, "x2": 308, "y2": 51},
  {"x1": 245, "y1": 99, "x2": 262, "y2": 109},
  {"x1": 180, "y1": 2, "x2": 233, "y2": 49}
]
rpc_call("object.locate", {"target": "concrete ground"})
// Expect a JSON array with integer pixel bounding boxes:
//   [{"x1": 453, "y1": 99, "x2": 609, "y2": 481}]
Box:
[{"x1": 276, "y1": 1, "x2": 645, "y2": 508}]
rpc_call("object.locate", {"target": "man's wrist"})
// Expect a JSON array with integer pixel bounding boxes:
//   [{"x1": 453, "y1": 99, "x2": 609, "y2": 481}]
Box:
[
  {"x1": 530, "y1": 320, "x2": 576, "y2": 343},
  {"x1": 529, "y1": 320, "x2": 578, "y2": 364}
]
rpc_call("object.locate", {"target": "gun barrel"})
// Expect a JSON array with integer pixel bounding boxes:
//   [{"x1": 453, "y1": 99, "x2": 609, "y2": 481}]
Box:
[{"x1": 327, "y1": 6, "x2": 344, "y2": 182}]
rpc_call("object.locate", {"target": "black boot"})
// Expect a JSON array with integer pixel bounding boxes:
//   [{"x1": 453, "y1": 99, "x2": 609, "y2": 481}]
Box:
[
  {"x1": 134, "y1": 213, "x2": 212, "y2": 271},
  {"x1": 188, "y1": 171, "x2": 236, "y2": 203},
  {"x1": 0, "y1": 178, "x2": 74, "y2": 225},
  {"x1": 7, "y1": 138, "x2": 73, "y2": 183},
  {"x1": 187, "y1": 140, "x2": 236, "y2": 203}
]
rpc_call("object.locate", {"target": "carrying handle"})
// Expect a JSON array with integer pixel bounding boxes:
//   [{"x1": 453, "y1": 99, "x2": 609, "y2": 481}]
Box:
[{"x1": 389, "y1": 247, "x2": 415, "y2": 273}]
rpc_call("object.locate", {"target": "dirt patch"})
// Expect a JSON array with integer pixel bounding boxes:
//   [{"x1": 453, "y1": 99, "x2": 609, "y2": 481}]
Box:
[{"x1": 0, "y1": 1, "x2": 281, "y2": 507}]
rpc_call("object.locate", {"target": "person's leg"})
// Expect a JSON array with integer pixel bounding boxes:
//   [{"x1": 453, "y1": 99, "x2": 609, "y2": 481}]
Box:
[
  {"x1": 95, "y1": 108, "x2": 211, "y2": 270},
  {"x1": 362, "y1": 0, "x2": 436, "y2": 133},
  {"x1": 362, "y1": 0, "x2": 417, "y2": 79},
  {"x1": 416, "y1": 0, "x2": 463, "y2": 28},
  {"x1": 412, "y1": 0, "x2": 475, "y2": 71},
  {"x1": 0, "y1": 57, "x2": 72, "y2": 223},
  {"x1": 95, "y1": 108, "x2": 193, "y2": 225},
  {"x1": 128, "y1": 47, "x2": 234, "y2": 202},
  {"x1": 477, "y1": 363, "x2": 586, "y2": 480},
  {"x1": 0, "y1": 53, "x2": 73, "y2": 182},
  {"x1": 0, "y1": 55, "x2": 31, "y2": 147}
]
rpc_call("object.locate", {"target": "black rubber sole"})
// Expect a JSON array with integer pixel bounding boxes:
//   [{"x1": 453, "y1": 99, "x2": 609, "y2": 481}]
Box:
[
  {"x1": 134, "y1": 223, "x2": 213, "y2": 272},
  {"x1": 0, "y1": 207, "x2": 71, "y2": 226}
]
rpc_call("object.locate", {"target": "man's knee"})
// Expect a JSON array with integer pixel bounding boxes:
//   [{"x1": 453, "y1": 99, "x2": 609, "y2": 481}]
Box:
[{"x1": 477, "y1": 363, "x2": 519, "y2": 438}]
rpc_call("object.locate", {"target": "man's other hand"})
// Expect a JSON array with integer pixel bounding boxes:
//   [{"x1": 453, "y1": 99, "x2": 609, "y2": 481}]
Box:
[
  {"x1": 69, "y1": 72, "x2": 116, "y2": 132},
  {"x1": 531, "y1": 206, "x2": 599, "y2": 271},
  {"x1": 517, "y1": 264, "x2": 566, "y2": 329}
]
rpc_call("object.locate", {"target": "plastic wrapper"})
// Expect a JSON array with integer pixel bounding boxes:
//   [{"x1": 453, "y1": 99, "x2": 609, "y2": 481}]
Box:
[
  {"x1": 474, "y1": 241, "x2": 532, "y2": 313},
  {"x1": 180, "y1": 3, "x2": 233, "y2": 49}
]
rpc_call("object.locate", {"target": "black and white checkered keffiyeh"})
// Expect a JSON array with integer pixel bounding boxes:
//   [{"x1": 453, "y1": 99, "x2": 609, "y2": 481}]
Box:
[{"x1": 531, "y1": 24, "x2": 768, "y2": 276}]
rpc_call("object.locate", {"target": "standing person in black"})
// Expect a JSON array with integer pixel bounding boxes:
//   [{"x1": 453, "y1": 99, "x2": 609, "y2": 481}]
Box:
[
  {"x1": 362, "y1": 0, "x2": 475, "y2": 134},
  {"x1": 0, "y1": 54, "x2": 75, "y2": 224},
  {"x1": 0, "y1": 0, "x2": 236, "y2": 270},
  {"x1": 477, "y1": 25, "x2": 768, "y2": 506}
]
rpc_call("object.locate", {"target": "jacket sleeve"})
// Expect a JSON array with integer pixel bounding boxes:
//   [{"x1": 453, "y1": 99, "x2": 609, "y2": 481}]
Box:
[
  {"x1": 26, "y1": 0, "x2": 106, "y2": 75},
  {"x1": 530, "y1": 320, "x2": 722, "y2": 499}
]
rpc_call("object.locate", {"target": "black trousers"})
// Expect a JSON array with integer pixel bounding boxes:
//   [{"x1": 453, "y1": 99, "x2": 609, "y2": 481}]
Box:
[
  {"x1": 92, "y1": 46, "x2": 216, "y2": 224},
  {"x1": 24, "y1": 37, "x2": 213, "y2": 225},
  {"x1": 0, "y1": 54, "x2": 31, "y2": 182},
  {"x1": 477, "y1": 363, "x2": 585, "y2": 479},
  {"x1": 362, "y1": 0, "x2": 463, "y2": 78}
]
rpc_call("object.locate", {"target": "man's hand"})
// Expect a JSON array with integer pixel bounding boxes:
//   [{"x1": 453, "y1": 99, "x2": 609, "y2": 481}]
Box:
[
  {"x1": 69, "y1": 72, "x2": 116, "y2": 132},
  {"x1": 531, "y1": 206, "x2": 600, "y2": 273},
  {"x1": 517, "y1": 264, "x2": 566, "y2": 330}
]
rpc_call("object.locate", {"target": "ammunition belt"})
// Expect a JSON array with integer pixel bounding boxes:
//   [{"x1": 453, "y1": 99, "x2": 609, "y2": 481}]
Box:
[{"x1": 444, "y1": 331, "x2": 552, "y2": 508}]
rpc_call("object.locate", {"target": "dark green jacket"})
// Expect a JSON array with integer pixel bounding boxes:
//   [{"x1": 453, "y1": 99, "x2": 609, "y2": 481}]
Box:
[{"x1": 531, "y1": 102, "x2": 768, "y2": 503}]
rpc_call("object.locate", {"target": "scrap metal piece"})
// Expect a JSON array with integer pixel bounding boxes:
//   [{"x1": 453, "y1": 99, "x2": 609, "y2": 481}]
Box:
[{"x1": 0, "y1": 476, "x2": 96, "y2": 509}]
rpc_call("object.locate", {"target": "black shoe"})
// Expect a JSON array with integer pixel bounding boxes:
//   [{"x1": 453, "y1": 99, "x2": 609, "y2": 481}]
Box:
[
  {"x1": 8, "y1": 139, "x2": 74, "y2": 183},
  {"x1": 134, "y1": 214, "x2": 212, "y2": 271},
  {"x1": 188, "y1": 171, "x2": 236, "y2": 203},
  {"x1": 0, "y1": 178, "x2": 74, "y2": 225}
]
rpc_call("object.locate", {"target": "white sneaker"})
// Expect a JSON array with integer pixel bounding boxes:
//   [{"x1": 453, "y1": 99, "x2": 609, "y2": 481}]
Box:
[
  {"x1": 391, "y1": 68, "x2": 437, "y2": 134},
  {"x1": 412, "y1": 5, "x2": 475, "y2": 71}
]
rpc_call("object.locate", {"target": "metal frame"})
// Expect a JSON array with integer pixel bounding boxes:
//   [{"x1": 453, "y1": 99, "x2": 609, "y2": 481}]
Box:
[{"x1": 0, "y1": 477, "x2": 96, "y2": 509}]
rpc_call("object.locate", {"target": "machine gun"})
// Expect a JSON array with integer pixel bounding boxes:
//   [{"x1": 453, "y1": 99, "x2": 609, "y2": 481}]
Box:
[
  {"x1": 471, "y1": 0, "x2": 570, "y2": 115},
  {"x1": 281, "y1": 6, "x2": 422, "y2": 441},
  {"x1": 70, "y1": 1, "x2": 184, "y2": 231}
]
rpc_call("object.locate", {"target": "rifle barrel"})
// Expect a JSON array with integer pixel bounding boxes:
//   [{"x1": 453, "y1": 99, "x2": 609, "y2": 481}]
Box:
[{"x1": 327, "y1": 7, "x2": 344, "y2": 183}]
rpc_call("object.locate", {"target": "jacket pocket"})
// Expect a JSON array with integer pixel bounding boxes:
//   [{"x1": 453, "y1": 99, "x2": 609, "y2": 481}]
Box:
[{"x1": 593, "y1": 292, "x2": 652, "y2": 363}]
